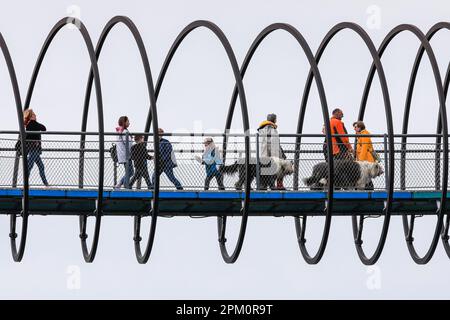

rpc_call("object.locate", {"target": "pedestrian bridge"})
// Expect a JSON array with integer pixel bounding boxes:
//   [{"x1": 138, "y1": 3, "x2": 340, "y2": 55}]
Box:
[
  {"x1": 2, "y1": 16, "x2": 450, "y2": 266},
  {"x1": 1, "y1": 130, "x2": 449, "y2": 266}
]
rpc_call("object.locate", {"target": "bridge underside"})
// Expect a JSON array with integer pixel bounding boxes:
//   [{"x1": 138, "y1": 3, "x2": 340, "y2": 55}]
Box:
[{"x1": 0, "y1": 189, "x2": 445, "y2": 217}]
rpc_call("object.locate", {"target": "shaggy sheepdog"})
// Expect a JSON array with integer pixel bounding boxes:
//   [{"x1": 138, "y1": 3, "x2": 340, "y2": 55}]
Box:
[
  {"x1": 220, "y1": 157, "x2": 294, "y2": 190},
  {"x1": 303, "y1": 160, "x2": 383, "y2": 190}
]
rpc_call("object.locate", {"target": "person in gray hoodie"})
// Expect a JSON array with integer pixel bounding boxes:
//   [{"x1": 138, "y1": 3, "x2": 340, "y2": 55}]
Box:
[{"x1": 114, "y1": 116, "x2": 134, "y2": 189}]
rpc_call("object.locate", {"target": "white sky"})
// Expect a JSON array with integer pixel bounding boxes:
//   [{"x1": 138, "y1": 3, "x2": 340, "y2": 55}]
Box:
[{"x1": 0, "y1": 0, "x2": 450, "y2": 299}]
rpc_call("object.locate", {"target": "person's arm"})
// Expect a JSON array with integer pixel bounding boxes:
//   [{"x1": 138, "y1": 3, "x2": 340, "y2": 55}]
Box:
[
  {"x1": 359, "y1": 136, "x2": 373, "y2": 160},
  {"x1": 335, "y1": 121, "x2": 352, "y2": 151},
  {"x1": 38, "y1": 122, "x2": 46, "y2": 131}
]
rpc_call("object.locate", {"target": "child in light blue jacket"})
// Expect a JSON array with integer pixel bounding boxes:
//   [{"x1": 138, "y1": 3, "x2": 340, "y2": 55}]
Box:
[{"x1": 195, "y1": 137, "x2": 225, "y2": 190}]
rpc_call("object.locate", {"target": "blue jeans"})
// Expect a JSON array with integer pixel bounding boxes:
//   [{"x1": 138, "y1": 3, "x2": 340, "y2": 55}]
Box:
[
  {"x1": 118, "y1": 161, "x2": 134, "y2": 188},
  {"x1": 27, "y1": 149, "x2": 48, "y2": 185},
  {"x1": 152, "y1": 167, "x2": 182, "y2": 190}
]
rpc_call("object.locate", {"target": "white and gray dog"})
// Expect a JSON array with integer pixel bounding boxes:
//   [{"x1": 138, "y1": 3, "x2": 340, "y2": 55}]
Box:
[
  {"x1": 220, "y1": 157, "x2": 294, "y2": 190},
  {"x1": 303, "y1": 159, "x2": 383, "y2": 190}
]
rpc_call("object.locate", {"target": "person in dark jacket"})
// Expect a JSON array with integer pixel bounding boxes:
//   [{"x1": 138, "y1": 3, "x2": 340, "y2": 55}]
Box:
[
  {"x1": 23, "y1": 109, "x2": 49, "y2": 186},
  {"x1": 151, "y1": 128, "x2": 183, "y2": 190},
  {"x1": 322, "y1": 124, "x2": 328, "y2": 161},
  {"x1": 129, "y1": 135, "x2": 153, "y2": 189}
]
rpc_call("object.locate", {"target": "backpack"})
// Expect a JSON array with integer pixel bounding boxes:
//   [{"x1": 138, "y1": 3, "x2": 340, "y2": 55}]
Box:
[{"x1": 110, "y1": 144, "x2": 118, "y2": 163}]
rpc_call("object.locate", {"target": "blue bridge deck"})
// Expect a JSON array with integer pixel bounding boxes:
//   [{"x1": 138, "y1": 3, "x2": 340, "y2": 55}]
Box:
[{"x1": 0, "y1": 188, "x2": 445, "y2": 216}]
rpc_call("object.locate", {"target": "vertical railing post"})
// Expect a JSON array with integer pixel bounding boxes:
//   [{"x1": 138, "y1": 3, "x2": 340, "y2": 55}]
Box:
[
  {"x1": 12, "y1": 145, "x2": 19, "y2": 188},
  {"x1": 383, "y1": 133, "x2": 389, "y2": 190},
  {"x1": 78, "y1": 133, "x2": 85, "y2": 189},
  {"x1": 113, "y1": 162, "x2": 118, "y2": 187},
  {"x1": 293, "y1": 135, "x2": 300, "y2": 191},
  {"x1": 435, "y1": 134, "x2": 442, "y2": 191},
  {"x1": 400, "y1": 136, "x2": 406, "y2": 190},
  {"x1": 255, "y1": 132, "x2": 261, "y2": 190},
  {"x1": 125, "y1": 131, "x2": 131, "y2": 188}
]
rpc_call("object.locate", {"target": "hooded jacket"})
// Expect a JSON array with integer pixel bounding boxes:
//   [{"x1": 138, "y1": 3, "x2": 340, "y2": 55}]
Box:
[{"x1": 257, "y1": 120, "x2": 283, "y2": 159}]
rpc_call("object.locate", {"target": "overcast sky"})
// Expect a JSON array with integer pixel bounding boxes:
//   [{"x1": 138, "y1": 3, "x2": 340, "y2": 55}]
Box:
[{"x1": 1, "y1": 0, "x2": 450, "y2": 299}]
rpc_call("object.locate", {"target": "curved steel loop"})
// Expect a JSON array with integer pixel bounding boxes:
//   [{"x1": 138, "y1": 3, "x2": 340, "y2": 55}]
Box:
[
  {"x1": 409, "y1": 23, "x2": 450, "y2": 259},
  {"x1": 23, "y1": 17, "x2": 105, "y2": 263},
  {"x1": 78, "y1": 16, "x2": 160, "y2": 264},
  {"x1": 143, "y1": 20, "x2": 251, "y2": 264},
  {"x1": 297, "y1": 22, "x2": 394, "y2": 265},
  {"x1": 223, "y1": 23, "x2": 331, "y2": 264},
  {"x1": 0, "y1": 33, "x2": 27, "y2": 262},
  {"x1": 360, "y1": 24, "x2": 448, "y2": 264}
]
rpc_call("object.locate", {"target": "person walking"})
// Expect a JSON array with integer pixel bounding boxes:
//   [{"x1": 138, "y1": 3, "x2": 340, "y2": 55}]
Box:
[
  {"x1": 129, "y1": 135, "x2": 153, "y2": 189},
  {"x1": 151, "y1": 128, "x2": 183, "y2": 190},
  {"x1": 322, "y1": 123, "x2": 328, "y2": 161},
  {"x1": 257, "y1": 113, "x2": 286, "y2": 190},
  {"x1": 195, "y1": 137, "x2": 225, "y2": 190},
  {"x1": 23, "y1": 109, "x2": 49, "y2": 187},
  {"x1": 114, "y1": 116, "x2": 134, "y2": 189},
  {"x1": 330, "y1": 108, "x2": 353, "y2": 159},
  {"x1": 353, "y1": 120, "x2": 377, "y2": 190},
  {"x1": 353, "y1": 121, "x2": 376, "y2": 162}
]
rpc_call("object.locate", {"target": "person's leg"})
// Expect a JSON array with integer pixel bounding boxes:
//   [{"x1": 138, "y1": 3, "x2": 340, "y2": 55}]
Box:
[
  {"x1": 150, "y1": 169, "x2": 162, "y2": 189},
  {"x1": 117, "y1": 163, "x2": 126, "y2": 187},
  {"x1": 216, "y1": 172, "x2": 225, "y2": 190},
  {"x1": 128, "y1": 167, "x2": 142, "y2": 188},
  {"x1": 276, "y1": 178, "x2": 285, "y2": 190},
  {"x1": 142, "y1": 167, "x2": 152, "y2": 189},
  {"x1": 34, "y1": 153, "x2": 49, "y2": 186},
  {"x1": 204, "y1": 174, "x2": 213, "y2": 190},
  {"x1": 164, "y1": 167, "x2": 183, "y2": 190},
  {"x1": 27, "y1": 150, "x2": 36, "y2": 175},
  {"x1": 124, "y1": 161, "x2": 134, "y2": 189}
]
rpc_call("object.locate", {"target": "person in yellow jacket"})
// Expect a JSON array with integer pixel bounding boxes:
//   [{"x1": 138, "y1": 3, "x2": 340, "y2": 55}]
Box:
[
  {"x1": 353, "y1": 121, "x2": 376, "y2": 190},
  {"x1": 353, "y1": 121, "x2": 376, "y2": 162}
]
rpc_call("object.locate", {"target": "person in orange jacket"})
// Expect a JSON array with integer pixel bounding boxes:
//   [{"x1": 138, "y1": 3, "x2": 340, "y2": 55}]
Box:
[
  {"x1": 329, "y1": 108, "x2": 353, "y2": 159},
  {"x1": 353, "y1": 121, "x2": 376, "y2": 162},
  {"x1": 353, "y1": 120, "x2": 376, "y2": 189}
]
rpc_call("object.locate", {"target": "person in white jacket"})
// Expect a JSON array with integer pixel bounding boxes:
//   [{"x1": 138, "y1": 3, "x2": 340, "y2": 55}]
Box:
[
  {"x1": 257, "y1": 113, "x2": 286, "y2": 190},
  {"x1": 114, "y1": 116, "x2": 134, "y2": 189}
]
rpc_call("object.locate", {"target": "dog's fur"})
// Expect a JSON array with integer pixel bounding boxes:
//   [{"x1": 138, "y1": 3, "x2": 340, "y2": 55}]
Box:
[
  {"x1": 220, "y1": 157, "x2": 294, "y2": 190},
  {"x1": 303, "y1": 160, "x2": 383, "y2": 190}
]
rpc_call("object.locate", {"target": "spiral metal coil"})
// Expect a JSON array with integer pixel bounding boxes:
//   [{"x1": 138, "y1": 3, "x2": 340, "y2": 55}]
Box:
[{"x1": 1, "y1": 16, "x2": 450, "y2": 265}]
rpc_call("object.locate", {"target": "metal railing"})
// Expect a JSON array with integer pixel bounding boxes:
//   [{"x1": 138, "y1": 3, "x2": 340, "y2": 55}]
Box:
[{"x1": 0, "y1": 130, "x2": 446, "y2": 192}]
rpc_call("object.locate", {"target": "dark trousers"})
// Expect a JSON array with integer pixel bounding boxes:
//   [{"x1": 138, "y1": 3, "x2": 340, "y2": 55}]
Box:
[
  {"x1": 27, "y1": 149, "x2": 48, "y2": 185},
  {"x1": 152, "y1": 167, "x2": 183, "y2": 190},
  {"x1": 129, "y1": 165, "x2": 152, "y2": 189},
  {"x1": 205, "y1": 172, "x2": 225, "y2": 190}
]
